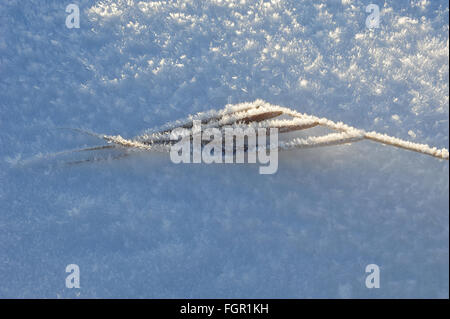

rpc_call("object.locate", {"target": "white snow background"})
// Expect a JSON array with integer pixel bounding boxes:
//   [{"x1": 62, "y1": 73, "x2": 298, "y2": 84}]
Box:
[{"x1": 0, "y1": 0, "x2": 448, "y2": 298}]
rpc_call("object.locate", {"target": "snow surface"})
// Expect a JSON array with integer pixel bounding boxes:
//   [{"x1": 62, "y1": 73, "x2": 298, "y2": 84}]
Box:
[{"x1": 0, "y1": 0, "x2": 448, "y2": 298}]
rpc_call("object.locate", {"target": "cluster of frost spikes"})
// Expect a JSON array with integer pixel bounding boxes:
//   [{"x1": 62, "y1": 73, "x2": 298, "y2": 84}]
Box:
[{"x1": 48, "y1": 100, "x2": 449, "y2": 163}]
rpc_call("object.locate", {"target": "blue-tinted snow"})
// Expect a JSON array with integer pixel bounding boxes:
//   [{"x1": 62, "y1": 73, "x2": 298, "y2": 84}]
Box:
[{"x1": 0, "y1": 0, "x2": 448, "y2": 298}]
